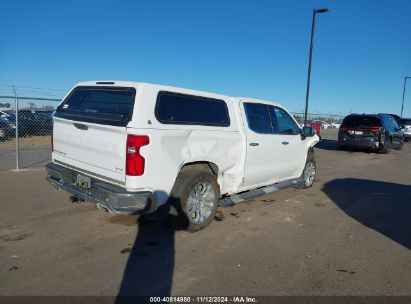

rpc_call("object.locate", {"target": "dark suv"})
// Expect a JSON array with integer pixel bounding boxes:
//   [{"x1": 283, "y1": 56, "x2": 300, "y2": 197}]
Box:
[{"x1": 338, "y1": 114, "x2": 404, "y2": 153}]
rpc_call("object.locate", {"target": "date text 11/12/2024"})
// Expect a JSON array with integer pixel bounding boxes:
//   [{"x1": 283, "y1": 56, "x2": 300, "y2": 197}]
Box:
[{"x1": 149, "y1": 296, "x2": 257, "y2": 303}]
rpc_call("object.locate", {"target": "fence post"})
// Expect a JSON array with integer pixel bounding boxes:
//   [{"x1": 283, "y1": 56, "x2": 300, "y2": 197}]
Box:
[{"x1": 13, "y1": 86, "x2": 20, "y2": 170}]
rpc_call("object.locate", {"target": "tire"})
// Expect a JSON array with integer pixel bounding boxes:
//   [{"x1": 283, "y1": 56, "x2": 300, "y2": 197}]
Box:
[
  {"x1": 167, "y1": 169, "x2": 220, "y2": 232},
  {"x1": 380, "y1": 137, "x2": 391, "y2": 154},
  {"x1": 339, "y1": 145, "x2": 348, "y2": 151},
  {"x1": 296, "y1": 151, "x2": 316, "y2": 189}
]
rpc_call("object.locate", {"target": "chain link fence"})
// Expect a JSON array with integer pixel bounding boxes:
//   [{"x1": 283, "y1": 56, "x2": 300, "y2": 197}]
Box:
[
  {"x1": 290, "y1": 112, "x2": 345, "y2": 127},
  {"x1": 0, "y1": 93, "x2": 347, "y2": 171},
  {"x1": 0, "y1": 95, "x2": 61, "y2": 171}
]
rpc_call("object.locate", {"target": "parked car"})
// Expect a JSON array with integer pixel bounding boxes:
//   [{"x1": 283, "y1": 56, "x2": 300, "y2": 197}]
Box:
[
  {"x1": 6, "y1": 110, "x2": 52, "y2": 136},
  {"x1": 46, "y1": 81, "x2": 320, "y2": 231},
  {"x1": 0, "y1": 110, "x2": 10, "y2": 118},
  {"x1": 401, "y1": 118, "x2": 411, "y2": 141},
  {"x1": 0, "y1": 116, "x2": 16, "y2": 139},
  {"x1": 35, "y1": 110, "x2": 54, "y2": 118},
  {"x1": 331, "y1": 122, "x2": 342, "y2": 129},
  {"x1": 311, "y1": 120, "x2": 331, "y2": 129},
  {"x1": 388, "y1": 114, "x2": 402, "y2": 127},
  {"x1": 338, "y1": 114, "x2": 404, "y2": 153}
]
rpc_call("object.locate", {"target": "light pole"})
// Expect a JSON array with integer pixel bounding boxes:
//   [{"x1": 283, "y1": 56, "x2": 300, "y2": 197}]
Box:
[
  {"x1": 400, "y1": 76, "x2": 410, "y2": 118},
  {"x1": 304, "y1": 8, "x2": 329, "y2": 125}
]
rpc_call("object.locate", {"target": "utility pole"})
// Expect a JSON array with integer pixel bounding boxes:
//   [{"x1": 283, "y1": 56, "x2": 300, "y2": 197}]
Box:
[
  {"x1": 304, "y1": 8, "x2": 329, "y2": 125},
  {"x1": 400, "y1": 76, "x2": 410, "y2": 118}
]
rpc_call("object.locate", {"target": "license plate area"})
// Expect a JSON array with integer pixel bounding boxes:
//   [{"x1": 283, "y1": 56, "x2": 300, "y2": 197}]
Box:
[{"x1": 76, "y1": 174, "x2": 91, "y2": 189}]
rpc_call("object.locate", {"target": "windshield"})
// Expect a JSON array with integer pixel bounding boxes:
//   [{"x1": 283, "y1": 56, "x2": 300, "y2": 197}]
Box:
[
  {"x1": 55, "y1": 86, "x2": 136, "y2": 126},
  {"x1": 341, "y1": 116, "x2": 381, "y2": 128}
]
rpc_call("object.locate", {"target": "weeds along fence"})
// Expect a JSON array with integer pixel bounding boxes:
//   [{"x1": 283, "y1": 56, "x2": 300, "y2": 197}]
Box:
[{"x1": 0, "y1": 95, "x2": 61, "y2": 171}]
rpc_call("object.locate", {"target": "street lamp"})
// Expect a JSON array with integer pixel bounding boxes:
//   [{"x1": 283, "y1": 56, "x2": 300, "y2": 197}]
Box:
[
  {"x1": 304, "y1": 8, "x2": 329, "y2": 125},
  {"x1": 400, "y1": 76, "x2": 410, "y2": 118}
]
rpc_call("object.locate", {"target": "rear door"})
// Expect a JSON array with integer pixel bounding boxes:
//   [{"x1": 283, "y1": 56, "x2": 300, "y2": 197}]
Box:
[
  {"x1": 52, "y1": 86, "x2": 136, "y2": 184},
  {"x1": 385, "y1": 115, "x2": 403, "y2": 147},
  {"x1": 241, "y1": 102, "x2": 282, "y2": 186}
]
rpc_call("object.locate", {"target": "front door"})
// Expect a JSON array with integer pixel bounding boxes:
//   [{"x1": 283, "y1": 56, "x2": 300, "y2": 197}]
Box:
[
  {"x1": 241, "y1": 101, "x2": 307, "y2": 188},
  {"x1": 271, "y1": 107, "x2": 307, "y2": 179}
]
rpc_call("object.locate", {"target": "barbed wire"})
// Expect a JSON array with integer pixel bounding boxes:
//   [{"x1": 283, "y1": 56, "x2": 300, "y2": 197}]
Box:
[
  {"x1": 0, "y1": 86, "x2": 66, "y2": 98},
  {"x1": 0, "y1": 85, "x2": 67, "y2": 92}
]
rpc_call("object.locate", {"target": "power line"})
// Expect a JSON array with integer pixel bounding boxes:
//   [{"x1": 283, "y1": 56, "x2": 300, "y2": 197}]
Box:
[{"x1": 1, "y1": 85, "x2": 67, "y2": 93}]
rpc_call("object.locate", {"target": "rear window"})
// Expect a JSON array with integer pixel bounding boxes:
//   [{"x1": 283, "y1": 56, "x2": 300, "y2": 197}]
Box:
[
  {"x1": 55, "y1": 86, "x2": 136, "y2": 126},
  {"x1": 341, "y1": 116, "x2": 381, "y2": 128},
  {"x1": 155, "y1": 91, "x2": 230, "y2": 127},
  {"x1": 401, "y1": 119, "x2": 411, "y2": 125}
]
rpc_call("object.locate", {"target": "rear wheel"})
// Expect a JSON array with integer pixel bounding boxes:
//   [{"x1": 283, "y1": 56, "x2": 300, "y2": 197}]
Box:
[
  {"x1": 168, "y1": 169, "x2": 220, "y2": 232},
  {"x1": 380, "y1": 137, "x2": 391, "y2": 154}
]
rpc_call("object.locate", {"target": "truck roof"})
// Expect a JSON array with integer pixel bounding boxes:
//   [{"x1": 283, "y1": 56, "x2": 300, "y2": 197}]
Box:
[{"x1": 75, "y1": 80, "x2": 283, "y2": 108}]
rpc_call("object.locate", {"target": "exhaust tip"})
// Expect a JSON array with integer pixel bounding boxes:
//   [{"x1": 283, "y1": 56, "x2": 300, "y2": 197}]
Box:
[{"x1": 69, "y1": 196, "x2": 85, "y2": 204}]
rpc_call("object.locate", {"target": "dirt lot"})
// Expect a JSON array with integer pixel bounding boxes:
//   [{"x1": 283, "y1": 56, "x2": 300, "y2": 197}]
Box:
[
  {"x1": 0, "y1": 136, "x2": 51, "y2": 150},
  {"x1": 0, "y1": 131, "x2": 410, "y2": 297},
  {"x1": 0, "y1": 135, "x2": 51, "y2": 170}
]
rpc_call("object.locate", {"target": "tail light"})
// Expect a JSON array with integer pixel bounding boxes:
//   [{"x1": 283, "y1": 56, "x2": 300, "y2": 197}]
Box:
[
  {"x1": 340, "y1": 126, "x2": 381, "y2": 133},
  {"x1": 370, "y1": 126, "x2": 381, "y2": 132},
  {"x1": 126, "y1": 135, "x2": 149, "y2": 176}
]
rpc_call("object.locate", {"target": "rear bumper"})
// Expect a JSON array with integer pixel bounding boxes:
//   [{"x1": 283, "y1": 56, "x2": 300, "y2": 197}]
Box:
[
  {"x1": 338, "y1": 137, "x2": 380, "y2": 149},
  {"x1": 46, "y1": 163, "x2": 157, "y2": 215},
  {"x1": 404, "y1": 132, "x2": 411, "y2": 139}
]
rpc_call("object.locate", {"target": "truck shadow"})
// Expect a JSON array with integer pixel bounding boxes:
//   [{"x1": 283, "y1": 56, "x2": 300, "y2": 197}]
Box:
[
  {"x1": 323, "y1": 178, "x2": 411, "y2": 250},
  {"x1": 116, "y1": 194, "x2": 188, "y2": 302},
  {"x1": 315, "y1": 139, "x2": 340, "y2": 151},
  {"x1": 316, "y1": 139, "x2": 379, "y2": 154}
]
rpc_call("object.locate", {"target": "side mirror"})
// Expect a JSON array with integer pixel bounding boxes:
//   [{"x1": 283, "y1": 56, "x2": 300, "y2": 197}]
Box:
[{"x1": 301, "y1": 126, "x2": 315, "y2": 139}]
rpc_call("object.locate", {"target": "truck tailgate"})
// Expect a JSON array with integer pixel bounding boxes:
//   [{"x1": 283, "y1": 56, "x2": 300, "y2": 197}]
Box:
[{"x1": 53, "y1": 117, "x2": 127, "y2": 184}]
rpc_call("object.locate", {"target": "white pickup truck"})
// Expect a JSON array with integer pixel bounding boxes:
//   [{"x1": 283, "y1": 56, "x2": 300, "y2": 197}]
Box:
[{"x1": 47, "y1": 81, "x2": 319, "y2": 231}]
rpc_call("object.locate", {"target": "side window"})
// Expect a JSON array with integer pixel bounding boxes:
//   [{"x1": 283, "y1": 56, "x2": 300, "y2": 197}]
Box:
[
  {"x1": 384, "y1": 115, "x2": 393, "y2": 130},
  {"x1": 380, "y1": 116, "x2": 388, "y2": 129},
  {"x1": 155, "y1": 91, "x2": 230, "y2": 127},
  {"x1": 268, "y1": 106, "x2": 279, "y2": 133},
  {"x1": 391, "y1": 116, "x2": 398, "y2": 129},
  {"x1": 243, "y1": 103, "x2": 273, "y2": 134},
  {"x1": 273, "y1": 107, "x2": 300, "y2": 135},
  {"x1": 391, "y1": 116, "x2": 399, "y2": 129}
]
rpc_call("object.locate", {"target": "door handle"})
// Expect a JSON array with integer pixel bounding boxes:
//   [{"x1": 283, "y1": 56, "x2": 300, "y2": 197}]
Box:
[
  {"x1": 281, "y1": 141, "x2": 289, "y2": 145},
  {"x1": 73, "y1": 123, "x2": 88, "y2": 130},
  {"x1": 249, "y1": 142, "x2": 259, "y2": 146}
]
